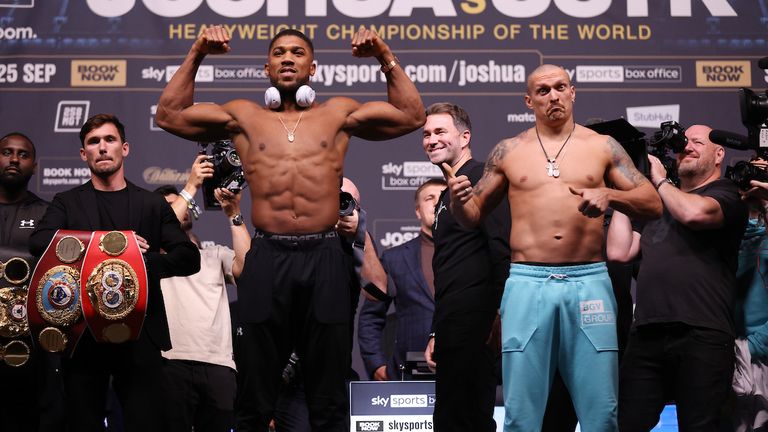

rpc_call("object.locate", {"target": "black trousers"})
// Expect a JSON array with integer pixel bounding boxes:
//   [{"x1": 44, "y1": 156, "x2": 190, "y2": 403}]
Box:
[
  {"x1": 62, "y1": 331, "x2": 167, "y2": 432},
  {"x1": 162, "y1": 359, "x2": 236, "y2": 432},
  {"x1": 433, "y1": 311, "x2": 498, "y2": 432},
  {"x1": 0, "y1": 347, "x2": 65, "y2": 432},
  {"x1": 619, "y1": 324, "x2": 734, "y2": 432},
  {"x1": 234, "y1": 235, "x2": 353, "y2": 432}
]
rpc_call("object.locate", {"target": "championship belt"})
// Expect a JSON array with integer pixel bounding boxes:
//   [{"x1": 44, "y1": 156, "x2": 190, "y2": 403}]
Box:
[
  {"x1": 27, "y1": 230, "x2": 91, "y2": 355},
  {"x1": 81, "y1": 231, "x2": 148, "y2": 344},
  {"x1": 0, "y1": 253, "x2": 34, "y2": 367}
]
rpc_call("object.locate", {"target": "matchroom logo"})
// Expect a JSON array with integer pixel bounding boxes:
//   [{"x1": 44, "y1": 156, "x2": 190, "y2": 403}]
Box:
[
  {"x1": 71, "y1": 60, "x2": 127, "y2": 87},
  {"x1": 695, "y1": 61, "x2": 751, "y2": 87}
]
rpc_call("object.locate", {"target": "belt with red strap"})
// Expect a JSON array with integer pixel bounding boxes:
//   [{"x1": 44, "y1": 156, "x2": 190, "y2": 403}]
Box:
[
  {"x1": 80, "y1": 231, "x2": 148, "y2": 344},
  {"x1": 27, "y1": 230, "x2": 148, "y2": 355},
  {"x1": 27, "y1": 230, "x2": 91, "y2": 355}
]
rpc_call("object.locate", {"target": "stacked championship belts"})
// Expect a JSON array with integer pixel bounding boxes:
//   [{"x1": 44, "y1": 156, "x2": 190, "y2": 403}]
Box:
[
  {"x1": 27, "y1": 230, "x2": 148, "y2": 355},
  {"x1": 0, "y1": 251, "x2": 34, "y2": 367}
]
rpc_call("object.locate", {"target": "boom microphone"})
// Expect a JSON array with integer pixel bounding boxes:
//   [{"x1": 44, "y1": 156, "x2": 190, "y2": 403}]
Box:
[{"x1": 709, "y1": 129, "x2": 750, "y2": 151}]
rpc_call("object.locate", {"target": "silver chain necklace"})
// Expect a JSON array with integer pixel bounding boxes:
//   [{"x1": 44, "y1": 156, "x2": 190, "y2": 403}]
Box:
[
  {"x1": 277, "y1": 111, "x2": 305, "y2": 142},
  {"x1": 535, "y1": 123, "x2": 575, "y2": 178}
]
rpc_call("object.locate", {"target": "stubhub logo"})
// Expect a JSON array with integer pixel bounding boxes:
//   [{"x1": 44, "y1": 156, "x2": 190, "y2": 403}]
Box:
[{"x1": 625, "y1": 104, "x2": 680, "y2": 129}]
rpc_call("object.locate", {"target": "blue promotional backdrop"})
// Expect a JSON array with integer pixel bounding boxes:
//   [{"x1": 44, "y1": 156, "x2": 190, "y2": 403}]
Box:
[{"x1": 1, "y1": 0, "x2": 766, "y2": 379}]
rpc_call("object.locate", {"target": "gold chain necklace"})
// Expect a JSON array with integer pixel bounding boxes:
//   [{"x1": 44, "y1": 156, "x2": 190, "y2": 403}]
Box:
[{"x1": 277, "y1": 111, "x2": 305, "y2": 143}]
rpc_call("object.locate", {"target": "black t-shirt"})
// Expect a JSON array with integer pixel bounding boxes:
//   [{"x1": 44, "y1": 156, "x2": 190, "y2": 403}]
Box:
[
  {"x1": 431, "y1": 159, "x2": 511, "y2": 335},
  {"x1": 634, "y1": 178, "x2": 748, "y2": 335},
  {"x1": 94, "y1": 188, "x2": 130, "y2": 230}
]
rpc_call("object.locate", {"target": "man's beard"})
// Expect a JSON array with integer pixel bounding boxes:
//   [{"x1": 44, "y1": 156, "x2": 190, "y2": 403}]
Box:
[{"x1": 0, "y1": 172, "x2": 32, "y2": 190}]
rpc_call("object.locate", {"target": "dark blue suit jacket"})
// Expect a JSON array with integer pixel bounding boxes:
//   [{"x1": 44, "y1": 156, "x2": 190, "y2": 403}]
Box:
[{"x1": 358, "y1": 236, "x2": 434, "y2": 379}]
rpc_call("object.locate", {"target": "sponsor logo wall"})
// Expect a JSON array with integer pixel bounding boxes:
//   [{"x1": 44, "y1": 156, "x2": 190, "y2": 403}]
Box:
[{"x1": 1, "y1": 0, "x2": 765, "y2": 379}]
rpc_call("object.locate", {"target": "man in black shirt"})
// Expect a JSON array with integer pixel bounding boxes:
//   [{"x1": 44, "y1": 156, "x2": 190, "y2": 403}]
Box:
[
  {"x1": 607, "y1": 124, "x2": 748, "y2": 431},
  {"x1": 30, "y1": 114, "x2": 200, "y2": 432},
  {"x1": 0, "y1": 132, "x2": 52, "y2": 432},
  {"x1": 0, "y1": 132, "x2": 47, "y2": 248},
  {"x1": 421, "y1": 103, "x2": 510, "y2": 431}
]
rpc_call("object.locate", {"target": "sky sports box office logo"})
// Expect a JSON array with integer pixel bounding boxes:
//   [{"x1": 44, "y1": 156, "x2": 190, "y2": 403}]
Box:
[{"x1": 574, "y1": 65, "x2": 682, "y2": 83}]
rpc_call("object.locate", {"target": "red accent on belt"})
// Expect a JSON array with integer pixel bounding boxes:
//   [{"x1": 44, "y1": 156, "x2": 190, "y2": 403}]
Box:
[
  {"x1": 80, "y1": 231, "x2": 148, "y2": 344},
  {"x1": 27, "y1": 230, "x2": 91, "y2": 357}
]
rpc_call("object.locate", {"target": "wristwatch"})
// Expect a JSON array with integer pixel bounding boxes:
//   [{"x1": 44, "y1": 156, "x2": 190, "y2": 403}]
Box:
[{"x1": 231, "y1": 214, "x2": 244, "y2": 226}]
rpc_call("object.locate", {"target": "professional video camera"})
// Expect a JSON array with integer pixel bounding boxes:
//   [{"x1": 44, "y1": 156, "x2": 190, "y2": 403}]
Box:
[
  {"x1": 738, "y1": 56, "x2": 768, "y2": 151},
  {"x1": 198, "y1": 140, "x2": 247, "y2": 210},
  {"x1": 714, "y1": 57, "x2": 768, "y2": 189},
  {"x1": 646, "y1": 121, "x2": 686, "y2": 183},
  {"x1": 585, "y1": 118, "x2": 683, "y2": 185}
]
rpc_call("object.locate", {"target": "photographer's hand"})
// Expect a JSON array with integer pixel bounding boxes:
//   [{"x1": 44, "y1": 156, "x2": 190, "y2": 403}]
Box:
[
  {"x1": 335, "y1": 209, "x2": 359, "y2": 239},
  {"x1": 185, "y1": 154, "x2": 215, "y2": 192},
  {"x1": 647, "y1": 154, "x2": 668, "y2": 186},
  {"x1": 214, "y1": 187, "x2": 241, "y2": 217},
  {"x1": 743, "y1": 180, "x2": 768, "y2": 201}
]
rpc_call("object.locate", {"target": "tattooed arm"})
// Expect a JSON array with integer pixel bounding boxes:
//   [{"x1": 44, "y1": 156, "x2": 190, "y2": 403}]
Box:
[
  {"x1": 602, "y1": 136, "x2": 662, "y2": 220},
  {"x1": 448, "y1": 138, "x2": 512, "y2": 228}
]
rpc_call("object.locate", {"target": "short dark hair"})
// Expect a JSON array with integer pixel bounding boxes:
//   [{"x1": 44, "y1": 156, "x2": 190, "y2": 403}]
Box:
[
  {"x1": 79, "y1": 114, "x2": 126, "y2": 147},
  {"x1": 153, "y1": 185, "x2": 179, "y2": 197},
  {"x1": 425, "y1": 103, "x2": 472, "y2": 133},
  {"x1": 415, "y1": 178, "x2": 447, "y2": 203},
  {"x1": 0, "y1": 132, "x2": 37, "y2": 159},
  {"x1": 268, "y1": 29, "x2": 314, "y2": 55}
]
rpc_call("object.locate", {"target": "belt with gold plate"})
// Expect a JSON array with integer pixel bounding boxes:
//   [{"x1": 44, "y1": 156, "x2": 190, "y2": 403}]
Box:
[
  {"x1": 27, "y1": 230, "x2": 91, "y2": 355},
  {"x1": 0, "y1": 252, "x2": 34, "y2": 367},
  {"x1": 81, "y1": 231, "x2": 148, "y2": 344}
]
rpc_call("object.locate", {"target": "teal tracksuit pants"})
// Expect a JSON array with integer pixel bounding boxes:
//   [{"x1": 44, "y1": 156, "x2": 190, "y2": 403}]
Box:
[{"x1": 500, "y1": 262, "x2": 618, "y2": 432}]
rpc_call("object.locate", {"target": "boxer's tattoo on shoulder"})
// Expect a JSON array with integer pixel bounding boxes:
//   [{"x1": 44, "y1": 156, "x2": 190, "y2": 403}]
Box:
[
  {"x1": 608, "y1": 137, "x2": 646, "y2": 186},
  {"x1": 475, "y1": 138, "x2": 515, "y2": 196},
  {"x1": 483, "y1": 138, "x2": 515, "y2": 177}
]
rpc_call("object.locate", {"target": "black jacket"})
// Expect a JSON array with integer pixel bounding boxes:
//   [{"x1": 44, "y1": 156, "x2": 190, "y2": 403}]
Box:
[{"x1": 0, "y1": 191, "x2": 48, "y2": 249}]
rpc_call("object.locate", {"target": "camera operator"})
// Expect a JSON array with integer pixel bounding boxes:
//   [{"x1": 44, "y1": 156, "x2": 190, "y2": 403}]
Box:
[
  {"x1": 608, "y1": 124, "x2": 748, "y2": 431},
  {"x1": 155, "y1": 153, "x2": 252, "y2": 432},
  {"x1": 727, "y1": 156, "x2": 768, "y2": 431}
]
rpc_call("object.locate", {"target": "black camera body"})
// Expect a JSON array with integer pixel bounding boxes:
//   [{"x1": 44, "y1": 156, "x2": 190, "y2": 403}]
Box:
[
  {"x1": 725, "y1": 160, "x2": 768, "y2": 190},
  {"x1": 739, "y1": 87, "x2": 768, "y2": 152},
  {"x1": 339, "y1": 191, "x2": 357, "y2": 217},
  {"x1": 585, "y1": 118, "x2": 682, "y2": 185},
  {"x1": 721, "y1": 59, "x2": 768, "y2": 189},
  {"x1": 198, "y1": 140, "x2": 247, "y2": 210},
  {"x1": 646, "y1": 121, "x2": 687, "y2": 185}
]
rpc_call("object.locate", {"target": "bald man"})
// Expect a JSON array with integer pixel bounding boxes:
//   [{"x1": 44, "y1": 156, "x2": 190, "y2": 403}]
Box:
[
  {"x1": 443, "y1": 65, "x2": 662, "y2": 431},
  {"x1": 608, "y1": 125, "x2": 748, "y2": 431}
]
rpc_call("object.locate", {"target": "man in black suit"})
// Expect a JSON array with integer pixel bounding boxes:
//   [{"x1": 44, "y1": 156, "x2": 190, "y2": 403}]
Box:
[
  {"x1": 358, "y1": 178, "x2": 445, "y2": 381},
  {"x1": 29, "y1": 113, "x2": 200, "y2": 432},
  {"x1": 421, "y1": 103, "x2": 511, "y2": 431}
]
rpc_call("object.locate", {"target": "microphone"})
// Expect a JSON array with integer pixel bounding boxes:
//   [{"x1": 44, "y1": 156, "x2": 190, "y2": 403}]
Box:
[
  {"x1": 758, "y1": 57, "x2": 768, "y2": 70},
  {"x1": 709, "y1": 129, "x2": 751, "y2": 150}
]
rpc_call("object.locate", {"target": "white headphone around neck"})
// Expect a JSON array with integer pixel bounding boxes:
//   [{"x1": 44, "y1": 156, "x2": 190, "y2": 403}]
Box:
[{"x1": 264, "y1": 85, "x2": 316, "y2": 110}]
